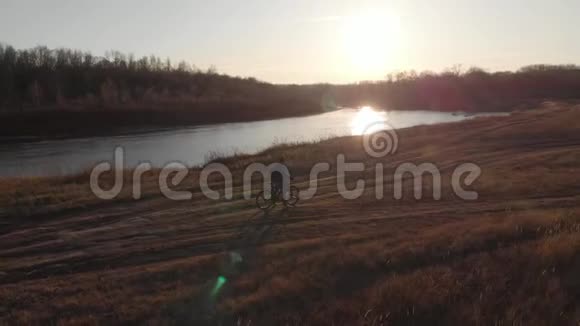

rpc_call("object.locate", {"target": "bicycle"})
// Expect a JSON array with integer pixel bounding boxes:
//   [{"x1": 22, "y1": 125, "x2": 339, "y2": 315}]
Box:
[{"x1": 256, "y1": 184, "x2": 299, "y2": 210}]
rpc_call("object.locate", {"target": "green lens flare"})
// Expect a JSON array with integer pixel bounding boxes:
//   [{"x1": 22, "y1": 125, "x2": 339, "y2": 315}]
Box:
[{"x1": 210, "y1": 275, "x2": 227, "y2": 298}]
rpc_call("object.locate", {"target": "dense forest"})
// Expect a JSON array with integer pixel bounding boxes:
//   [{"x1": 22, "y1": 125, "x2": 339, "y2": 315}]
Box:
[
  {"x1": 0, "y1": 44, "x2": 324, "y2": 114},
  {"x1": 1, "y1": 43, "x2": 580, "y2": 136}
]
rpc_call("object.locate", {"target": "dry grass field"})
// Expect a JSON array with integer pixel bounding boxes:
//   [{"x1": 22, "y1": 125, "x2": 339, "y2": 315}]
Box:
[{"x1": 1, "y1": 104, "x2": 580, "y2": 325}]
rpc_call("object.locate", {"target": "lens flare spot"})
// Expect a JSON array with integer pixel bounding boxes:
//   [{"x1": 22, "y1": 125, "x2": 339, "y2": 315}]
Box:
[{"x1": 210, "y1": 275, "x2": 227, "y2": 298}]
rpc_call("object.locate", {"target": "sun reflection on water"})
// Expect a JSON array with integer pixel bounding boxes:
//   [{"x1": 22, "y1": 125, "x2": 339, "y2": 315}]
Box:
[{"x1": 350, "y1": 106, "x2": 389, "y2": 135}]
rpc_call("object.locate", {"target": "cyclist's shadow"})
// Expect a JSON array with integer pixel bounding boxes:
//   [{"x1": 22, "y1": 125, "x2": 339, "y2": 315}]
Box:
[{"x1": 233, "y1": 207, "x2": 290, "y2": 251}]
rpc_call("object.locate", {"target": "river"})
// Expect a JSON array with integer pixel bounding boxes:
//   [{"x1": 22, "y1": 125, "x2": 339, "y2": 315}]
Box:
[{"x1": 0, "y1": 107, "x2": 505, "y2": 177}]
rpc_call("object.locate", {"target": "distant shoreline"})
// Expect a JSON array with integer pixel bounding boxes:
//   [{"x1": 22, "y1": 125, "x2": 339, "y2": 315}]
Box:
[
  {"x1": 0, "y1": 100, "x2": 541, "y2": 142},
  {"x1": 0, "y1": 104, "x2": 321, "y2": 142}
]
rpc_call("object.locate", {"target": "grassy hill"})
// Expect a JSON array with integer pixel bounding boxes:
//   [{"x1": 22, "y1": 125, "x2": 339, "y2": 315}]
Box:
[{"x1": 1, "y1": 104, "x2": 580, "y2": 324}]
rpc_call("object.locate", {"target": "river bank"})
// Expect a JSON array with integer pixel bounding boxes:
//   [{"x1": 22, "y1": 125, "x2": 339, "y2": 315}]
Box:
[
  {"x1": 0, "y1": 100, "x2": 321, "y2": 140},
  {"x1": 1, "y1": 104, "x2": 580, "y2": 324},
  {"x1": 0, "y1": 98, "x2": 566, "y2": 142}
]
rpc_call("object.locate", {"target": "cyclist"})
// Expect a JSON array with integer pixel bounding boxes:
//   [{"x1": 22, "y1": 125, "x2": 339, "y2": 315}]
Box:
[
  {"x1": 270, "y1": 157, "x2": 291, "y2": 199},
  {"x1": 256, "y1": 157, "x2": 299, "y2": 210}
]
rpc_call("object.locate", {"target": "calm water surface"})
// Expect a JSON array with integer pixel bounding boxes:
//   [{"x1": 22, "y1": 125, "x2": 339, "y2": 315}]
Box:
[{"x1": 0, "y1": 108, "x2": 504, "y2": 176}]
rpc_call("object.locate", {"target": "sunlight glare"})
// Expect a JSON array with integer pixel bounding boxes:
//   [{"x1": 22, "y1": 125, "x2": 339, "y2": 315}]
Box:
[
  {"x1": 342, "y1": 11, "x2": 401, "y2": 75},
  {"x1": 350, "y1": 106, "x2": 388, "y2": 135}
]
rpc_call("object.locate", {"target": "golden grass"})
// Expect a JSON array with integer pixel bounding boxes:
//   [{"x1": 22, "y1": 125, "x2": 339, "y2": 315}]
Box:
[{"x1": 1, "y1": 104, "x2": 580, "y2": 324}]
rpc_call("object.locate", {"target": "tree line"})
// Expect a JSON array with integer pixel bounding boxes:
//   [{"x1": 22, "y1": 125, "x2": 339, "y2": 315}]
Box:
[
  {"x1": 335, "y1": 64, "x2": 580, "y2": 111},
  {"x1": 0, "y1": 43, "x2": 323, "y2": 115},
  {"x1": 1, "y1": 43, "x2": 580, "y2": 116}
]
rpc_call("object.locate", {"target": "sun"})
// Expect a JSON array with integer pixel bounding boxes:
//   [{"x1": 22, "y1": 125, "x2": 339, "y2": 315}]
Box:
[{"x1": 342, "y1": 11, "x2": 401, "y2": 75}]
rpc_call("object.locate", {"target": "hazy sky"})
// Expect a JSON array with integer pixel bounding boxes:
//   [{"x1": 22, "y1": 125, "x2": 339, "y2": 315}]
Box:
[{"x1": 1, "y1": 0, "x2": 579, "y2": 83}]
